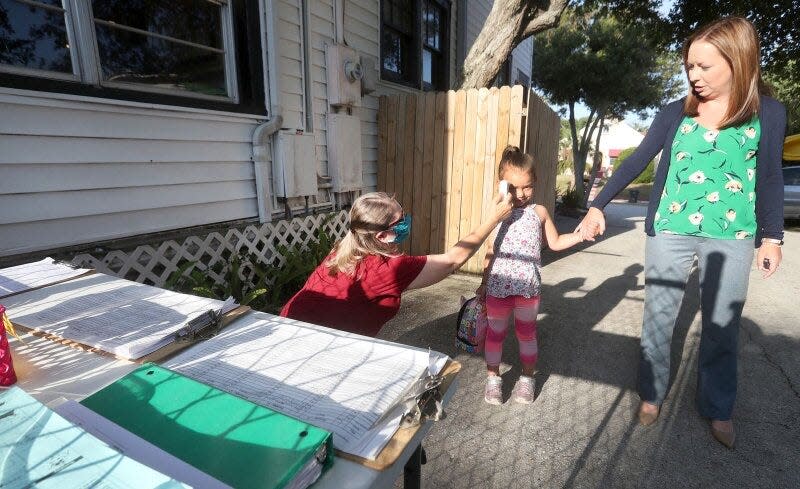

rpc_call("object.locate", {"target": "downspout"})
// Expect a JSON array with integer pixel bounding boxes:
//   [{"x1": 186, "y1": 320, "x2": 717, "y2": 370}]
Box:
[
  {"x1": 334, "y1": 0, "x2": 344, "y2": 44},
  {"x1": 253, "y1": 0, "x2": 284, "y2": 223}
]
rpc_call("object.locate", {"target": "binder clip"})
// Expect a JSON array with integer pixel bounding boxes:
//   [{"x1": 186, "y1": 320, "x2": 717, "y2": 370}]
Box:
[
  {"x1": 398, "y1": 373, "x2": 445, "y2": 429},
  {"x1": 174, "y1": 309, "x2": 223, "y2": 343}
]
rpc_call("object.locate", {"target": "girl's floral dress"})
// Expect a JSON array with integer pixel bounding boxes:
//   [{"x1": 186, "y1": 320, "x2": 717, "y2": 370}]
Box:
[
  {"x1": 486, "y1": 204, "x2": 542, "y2": 298},
  {"x1": 654, "y1": 116, "x2": 761, "y2": 239}
]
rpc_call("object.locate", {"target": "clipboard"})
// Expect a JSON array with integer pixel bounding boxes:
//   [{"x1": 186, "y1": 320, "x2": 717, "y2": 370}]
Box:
[
  {"x1": 8, "y1": 306, "x2": 251, "y2": 363},
  {"x1": 335, "y1": 359, "x2": 461, "y2": 470}
]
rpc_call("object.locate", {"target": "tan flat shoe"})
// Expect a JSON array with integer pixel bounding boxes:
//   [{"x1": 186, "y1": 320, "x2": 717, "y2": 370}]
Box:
[
  {"x1": 711, "y1": 421, "x2": 736, "y2": 449},
  {"x1": 637, "y1": 402, "x2": 659, "y2": 426}
]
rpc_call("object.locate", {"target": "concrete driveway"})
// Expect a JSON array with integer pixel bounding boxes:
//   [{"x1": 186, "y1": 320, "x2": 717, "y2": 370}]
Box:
[{"x1": 380, "y1": 202, "x2": 799, "y2": 489}]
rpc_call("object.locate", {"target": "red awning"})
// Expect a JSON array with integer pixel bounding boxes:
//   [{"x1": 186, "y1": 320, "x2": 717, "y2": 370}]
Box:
[{"x1": 609, "y1": 149, "x2": 621, "y2": 158}]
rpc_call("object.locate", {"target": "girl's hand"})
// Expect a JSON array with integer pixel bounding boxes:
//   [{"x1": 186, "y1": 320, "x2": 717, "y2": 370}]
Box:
[
  {"x1": 756, "y1": 243, "x2": 782, "y2": 279},
  {"x1": 575, "y1": 207, "x2": 605, "y2": 241}
]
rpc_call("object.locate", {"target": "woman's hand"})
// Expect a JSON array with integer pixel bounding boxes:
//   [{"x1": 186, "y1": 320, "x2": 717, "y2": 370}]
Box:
[
  {"x1": 492, "y1": 193, "x2": 514, "y2": 223},
  {"x1": 575, "y1": 207, "x2": 606, "y2": 241},
  {"x1": 407, "y1": 191, "x2": 512, "y2": 290},
  {"x1": 756, "y1": 243, "x2": 782, "y2": 279}
]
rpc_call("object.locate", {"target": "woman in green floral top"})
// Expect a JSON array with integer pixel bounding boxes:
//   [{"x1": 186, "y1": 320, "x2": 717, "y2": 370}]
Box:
[
  {"x1": 578, "y1": 17, "x2": 786, "y2": 449},
  {"x1": 654, "y1": 117, "x2": 761, "y2": 239}
]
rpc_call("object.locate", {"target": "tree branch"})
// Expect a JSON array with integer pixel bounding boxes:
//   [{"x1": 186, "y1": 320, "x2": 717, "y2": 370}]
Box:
[
  {"x1": 460, "y1": 0, "x2": 568, "y2": 89},
  {"x1": 521, "y1": 0, "x2": 569, "y2": 38}
]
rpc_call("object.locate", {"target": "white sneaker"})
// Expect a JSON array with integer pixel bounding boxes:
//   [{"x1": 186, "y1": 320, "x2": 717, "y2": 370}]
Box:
[
  {"x1": 511, "y1": 375, "x2": 535, "y2": 404},
  {"x1": 484, "y1": 376, "x2": 503, "y2": 405}
]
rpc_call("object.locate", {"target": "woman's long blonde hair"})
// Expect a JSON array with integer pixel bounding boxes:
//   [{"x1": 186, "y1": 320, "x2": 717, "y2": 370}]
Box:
[
  {"x1": 682, "y1": 16, "x2": 769, "y2": 129},
  {"x1": 326, "y1": 192, "x2": 401, "y2": 276}
]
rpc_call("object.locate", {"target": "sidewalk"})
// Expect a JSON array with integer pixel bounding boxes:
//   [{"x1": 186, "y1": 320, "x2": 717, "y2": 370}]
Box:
[{"x1": 380, "y1": 203, "x2": 800, "y2": 489}]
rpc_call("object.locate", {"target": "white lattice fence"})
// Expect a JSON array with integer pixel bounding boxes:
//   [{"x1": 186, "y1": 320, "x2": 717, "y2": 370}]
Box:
[{"x1": 71, "y1": 211, "x2": 349, "y2": 287}]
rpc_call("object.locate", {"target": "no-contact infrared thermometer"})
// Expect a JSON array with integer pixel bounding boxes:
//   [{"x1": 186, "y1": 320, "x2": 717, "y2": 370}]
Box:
[{"x1": 498, "y1": 180, "x2": 509, "y2": 196}]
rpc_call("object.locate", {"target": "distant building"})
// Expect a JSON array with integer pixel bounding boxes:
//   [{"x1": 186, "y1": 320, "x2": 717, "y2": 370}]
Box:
[{"x1": 597, "y1": 120, "x2": 646, "y2": 174}]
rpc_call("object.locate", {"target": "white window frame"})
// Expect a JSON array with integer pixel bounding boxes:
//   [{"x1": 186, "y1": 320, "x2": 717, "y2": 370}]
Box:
[{"x1": 0, "y1": 0, "x2": 240, "y2": 103}]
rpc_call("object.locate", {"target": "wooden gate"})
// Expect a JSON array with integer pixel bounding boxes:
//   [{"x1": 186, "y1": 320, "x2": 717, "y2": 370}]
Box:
[{"x1": 377, "y1": 85, "x2": 559, "y2": 273}]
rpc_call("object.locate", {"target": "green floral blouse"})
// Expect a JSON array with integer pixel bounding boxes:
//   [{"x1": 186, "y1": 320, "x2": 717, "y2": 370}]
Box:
[{"x1": 654, "y1": 116, "x2": 761, "y2": 239}]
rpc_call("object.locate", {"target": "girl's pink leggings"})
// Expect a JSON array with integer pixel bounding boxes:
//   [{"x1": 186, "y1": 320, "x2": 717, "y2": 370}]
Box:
[{"x1": 484, "y1": 295, "x2": 540, "y2": 369}]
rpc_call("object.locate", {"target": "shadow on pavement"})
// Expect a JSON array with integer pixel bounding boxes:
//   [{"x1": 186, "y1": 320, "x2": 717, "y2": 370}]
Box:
[{"x1": 386, "y1": 253, "x2": 800, "y2": 487}]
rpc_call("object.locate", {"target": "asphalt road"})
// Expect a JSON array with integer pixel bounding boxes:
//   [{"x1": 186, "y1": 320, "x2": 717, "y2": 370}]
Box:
[{"x1": 381, "y1": 202, "x2": 799, "y2": 489}]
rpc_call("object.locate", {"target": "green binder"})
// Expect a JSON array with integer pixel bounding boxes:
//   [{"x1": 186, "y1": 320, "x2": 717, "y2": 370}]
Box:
[{"x1": 80, "y1": 364, "x2": 333, "y2": 489}]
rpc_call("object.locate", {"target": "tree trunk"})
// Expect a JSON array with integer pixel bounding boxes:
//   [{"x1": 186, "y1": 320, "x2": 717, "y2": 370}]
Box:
[
  {"x1": 583, "y1": 113, "x2": 606, "y2": 208},
  {"x1": 460, "y1": 0, "x2": 568, "y2": 89},
  {"x1": 569, "y1": 104, "x2": 600, "y2": 202}
]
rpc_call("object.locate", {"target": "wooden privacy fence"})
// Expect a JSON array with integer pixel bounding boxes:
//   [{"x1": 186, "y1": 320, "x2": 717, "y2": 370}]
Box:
[{"x1": 377, "y1": 85, "x2": 560, "y2": 273}]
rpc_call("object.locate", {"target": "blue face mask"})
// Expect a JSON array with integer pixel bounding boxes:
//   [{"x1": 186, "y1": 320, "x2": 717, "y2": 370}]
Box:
[{"x1": 390, "y1": 214, "x2": 412, "y2": 244}]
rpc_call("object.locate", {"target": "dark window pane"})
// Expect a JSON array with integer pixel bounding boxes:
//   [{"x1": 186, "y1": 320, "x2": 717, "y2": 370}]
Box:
[
  {"x1": 382, "y1": 0, "x2": 392, "y2": 24},
  {"x1": 91, "y1": 0, "x2": 223, "y2": 49},
  {"x1": 382, "y1": 30, "x2": 402, "y2": 75},
  {"x1": 785, "y1": 168, "x2": 800, "y2": 185},
  {"x1": 95, "y1": 24, "x2": 226, "y2": 97},
  {"x1": 423, "y1": 1, "x2": 441, "y2": 50},
  {"x1": 386, "y1": 0, "x2": 412, "y2": 34},
  {"x1": 422, "y1": 1, "x2": 442, "y2": 49},
  {"x1": 0, "y1": 0, "x2": 72, "y2": 73}
]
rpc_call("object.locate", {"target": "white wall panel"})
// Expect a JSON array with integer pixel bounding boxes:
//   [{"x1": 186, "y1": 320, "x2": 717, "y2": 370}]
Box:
[{"x1": 0, "y1": 89, "x2": 261, "y2": 257}]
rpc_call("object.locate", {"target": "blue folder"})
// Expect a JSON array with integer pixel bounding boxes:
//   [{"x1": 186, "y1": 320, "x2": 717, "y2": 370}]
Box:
[{"x1": 0, "y1": 386, "x2": 186, "y2": 488}]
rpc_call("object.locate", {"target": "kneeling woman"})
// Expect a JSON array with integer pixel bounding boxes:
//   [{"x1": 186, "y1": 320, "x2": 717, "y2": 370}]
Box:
[{"x1": 281, "y1": 191, "x2": 512, "y2": 337}]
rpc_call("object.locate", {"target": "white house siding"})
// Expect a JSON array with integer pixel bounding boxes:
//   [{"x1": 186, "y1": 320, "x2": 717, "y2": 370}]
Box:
[
  {"x1": 277, "y1": 0, "x2": 307, "y2": 131},
  {"x1": 341, "y1": 0, "x2": 460, "y2": 191},
  {"x1": 343, "y1": 0, "x2": 380, "y2": 189},
  {"x1": 510, "y1": 37, "x2": 533, "y2": 85},
  {"x1": 0, "y1": 89, "x2": 263, "y2": 257}
]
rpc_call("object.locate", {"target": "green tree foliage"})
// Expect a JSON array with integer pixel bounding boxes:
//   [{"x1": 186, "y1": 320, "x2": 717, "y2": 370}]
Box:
[
  {"x1": 665, "y1": 1, "x2": 800, "y2": 135},
  {"x1": 667, "y1": 1, "x2": 799, "y2": 69},
  {"x1": 532, "y1": 9, "x2": 681, "y2": 204},
  {"x1": 613, "y1": 147, "x2": 636, "y2": 169},
  {"x1": 614, "y1": 146, "x2": 655, "y2": 183},
  {"x1": 765, "y1": 61, "x2": 800, "y2": 135}
]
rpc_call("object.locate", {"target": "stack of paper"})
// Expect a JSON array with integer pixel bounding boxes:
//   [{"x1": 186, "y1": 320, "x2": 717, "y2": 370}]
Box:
[
  {"x1": 0, "y1": 257, "x2": 91, "y2": 298},
  {"x1": 165, "y1": 312, "x2": 448, "y2": 460},
  {"x1": 3, "y1": 273, "x2": 238, "y2": 360}
]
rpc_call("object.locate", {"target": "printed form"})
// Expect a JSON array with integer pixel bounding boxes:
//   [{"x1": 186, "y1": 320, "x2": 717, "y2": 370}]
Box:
[
  {"x1": 0, "y1": 257, "x2": 91, "y2": 298},
  {"x1": 166, "y1": 313, "x2": 448, "y2": 459},
  {"x1": 3, "y1": 273, "x2": 236, "y2": 359}
]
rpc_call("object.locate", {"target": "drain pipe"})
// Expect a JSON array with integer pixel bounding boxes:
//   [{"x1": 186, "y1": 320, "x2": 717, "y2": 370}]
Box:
[
  {"x1": 252, "y1": 114, "x2": 282, "y2": 223},
  {"x1": 334, "y1": 0, "x2": 344, "y2": 44},
  {"x1": 252, "y1": 0, "x2": 284, "y2": 223}
]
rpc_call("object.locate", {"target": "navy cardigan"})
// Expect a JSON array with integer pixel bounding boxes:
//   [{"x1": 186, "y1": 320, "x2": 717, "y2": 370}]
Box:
[{"x1": 592, "y1": 95, "x2": 787, "y2": 246}]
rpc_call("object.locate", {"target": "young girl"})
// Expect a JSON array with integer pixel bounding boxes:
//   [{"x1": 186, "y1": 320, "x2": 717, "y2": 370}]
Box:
[{"x1": 478, "y1": 146, "x2": 584, "y2": 405}]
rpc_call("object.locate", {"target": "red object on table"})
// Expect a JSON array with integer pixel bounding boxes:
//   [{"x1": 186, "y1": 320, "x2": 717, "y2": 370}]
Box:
[{"x1": 0, "y1": 304, "x2": 18, "y2": 386}]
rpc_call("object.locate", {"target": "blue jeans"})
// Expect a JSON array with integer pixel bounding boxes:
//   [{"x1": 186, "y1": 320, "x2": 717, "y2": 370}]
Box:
[{"x1": 638, "y1": 233, "x2": 754, "y2": 420}]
